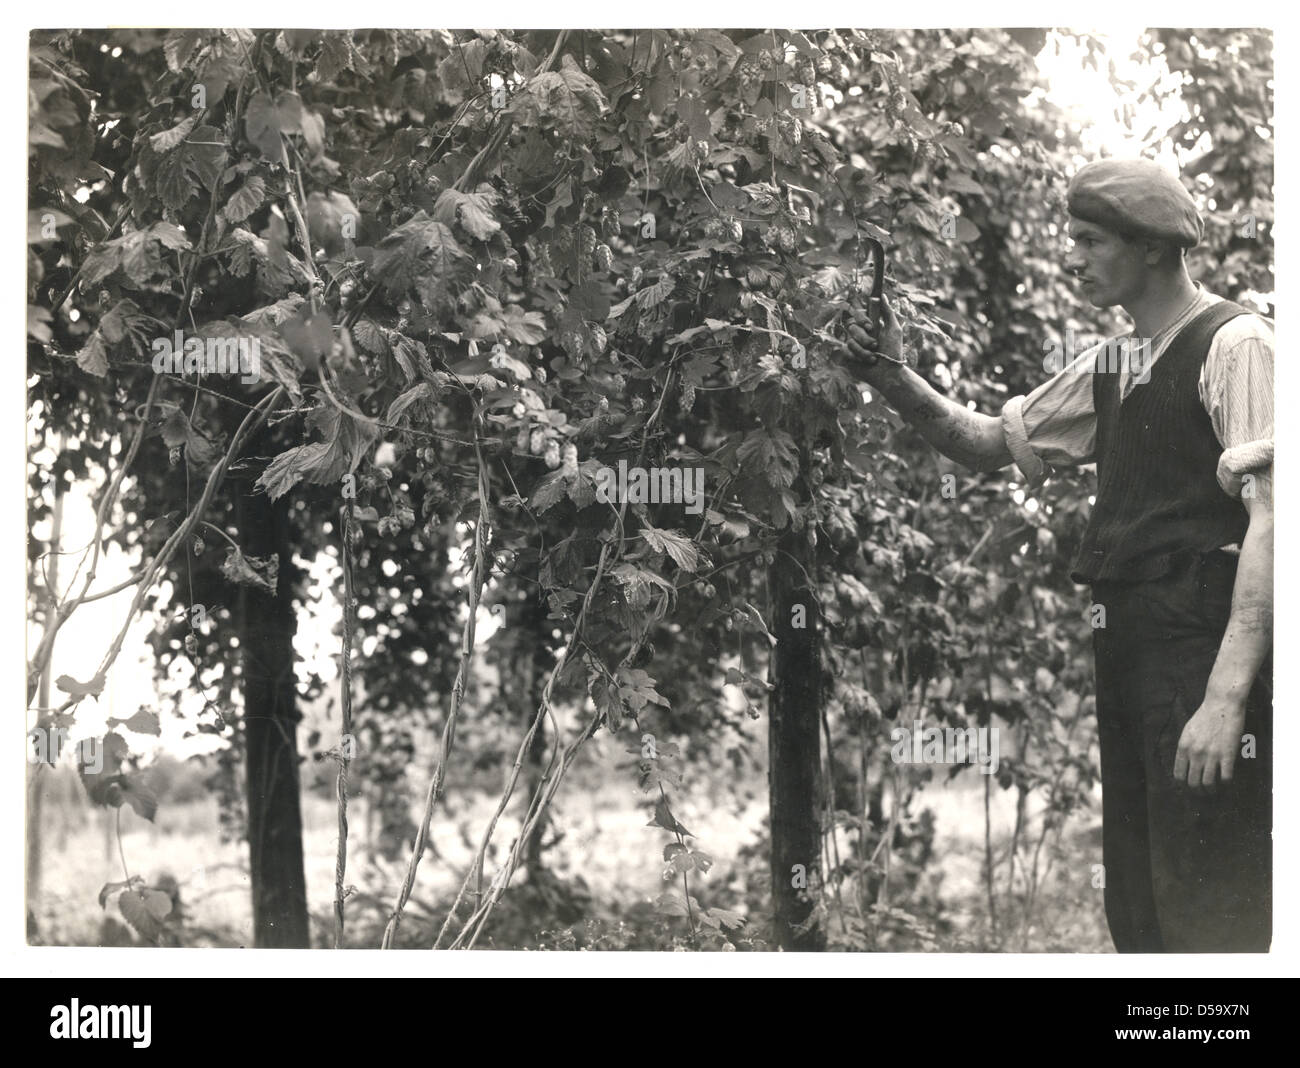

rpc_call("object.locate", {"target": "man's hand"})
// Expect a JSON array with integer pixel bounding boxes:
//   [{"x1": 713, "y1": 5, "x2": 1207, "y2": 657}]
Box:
[
  {"x1": 1174, "y1": 694, "x2": 1248, "y2": 787},
  {"x1": 843, "y1": 293, "x2": 905, "y2": 372},
  {"x1": 1180, "y1": 470, "x2": 1272, "y2": 789},
  {"x1": 829, "y1": 293, "x2": 1013, "y2": 472}
]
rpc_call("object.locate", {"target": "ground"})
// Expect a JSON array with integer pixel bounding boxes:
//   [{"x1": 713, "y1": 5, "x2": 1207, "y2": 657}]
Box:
[{"x1": 29, "y1": 743, "x2": 1110, "y2": 951}]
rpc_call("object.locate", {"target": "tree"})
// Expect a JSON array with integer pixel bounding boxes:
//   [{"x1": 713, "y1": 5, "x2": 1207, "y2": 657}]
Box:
[{"x1": 28, "y1": 26, "x2": 1271, "y2": 951}]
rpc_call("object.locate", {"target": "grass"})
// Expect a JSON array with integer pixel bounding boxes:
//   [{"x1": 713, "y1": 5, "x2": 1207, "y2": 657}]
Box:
[{"x1": 28, "y1": 751, "x2": 1110, "y2": 951}]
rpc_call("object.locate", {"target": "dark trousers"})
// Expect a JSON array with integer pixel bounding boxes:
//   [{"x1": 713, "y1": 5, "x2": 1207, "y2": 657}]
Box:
[{"x1": 1091, "y1": 550, "x2": 1272, "y2": 952}]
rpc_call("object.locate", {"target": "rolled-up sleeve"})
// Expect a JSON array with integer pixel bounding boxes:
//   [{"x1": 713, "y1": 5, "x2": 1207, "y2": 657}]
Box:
[
  {"x1": 1202, "y1": 317, "x2": 1274, "y2": 498},
  {"x1": 1000, "y1": 341, "x2": 1103, "y2": 489},
  {"x1": 1217, "y1": 441, "x2": 1273, "y2": 498},
  {"x1": 1001, "y1": 394, "x2": 1046, "y2": 487}
]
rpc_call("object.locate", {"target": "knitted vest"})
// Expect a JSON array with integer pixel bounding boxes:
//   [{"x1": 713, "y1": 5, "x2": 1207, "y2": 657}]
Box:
[{"x1": 1070, "y1": 300, "x2": 1252, "y2": 585}]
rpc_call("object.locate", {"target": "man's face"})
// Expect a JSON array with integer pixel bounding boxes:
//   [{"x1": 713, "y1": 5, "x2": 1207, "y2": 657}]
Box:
[{"x1": 1065, "y1": 217, "x2": 1150, "y2": 307}]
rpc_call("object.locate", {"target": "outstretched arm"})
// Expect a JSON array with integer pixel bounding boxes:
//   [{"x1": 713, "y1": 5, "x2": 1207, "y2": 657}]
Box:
[{"x1": 842, "y1": 297, "x2": 1013, "y2": 473}]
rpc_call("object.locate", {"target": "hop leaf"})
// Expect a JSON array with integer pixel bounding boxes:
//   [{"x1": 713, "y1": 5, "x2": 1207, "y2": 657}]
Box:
[
  {"x1": 222, "y1": 175, "x2": 266, "y2": 223},
  {"x1": 371, "y1": 213, "x2": 469, "y2": 301},
  {"x1": 106, "y1": 708, "x2": 161, "y2": 736},
  {"x1": 119, "y1": 777, "x2": 159, "y2": 822},
  {"x1": 432, "y1": 185, "x2": 501, "y2": 241},
  {"x1": 99, "y1": 877, "x2": 142, "y2": 909},
  {"x1": 244, "y1": 90, "x2": 307, "y2": 165},
  {"x1": 255, "y1": 405, "x2": 378, "y2": 501},
  {"x1": 148, "y1": 115, "x2": 198, "y2": 154},
  {"x1": 305, "y1": 190, "x2": 360, "y2": 254},
  {"x1": 56, "y1": 672, "x2": 106, "y2": 698},
  {"x1": 75, "y1": 333, "x2": 109, "y2": 376},
  {"x1": 641, "y1": 527, "x2": 700, "y2": 572},
  {"x1": 647, "y1": 795, "x2": 692, "y2": 837},
  {"x1": 508, "y1": 57, "x2": 607, "y2": 141},
  {"x1": 220, "y1": 547, "x2": 279, "y2": 594},
  {"x1": 118, "y1": 887, "x2": 172, "y2": 943}
]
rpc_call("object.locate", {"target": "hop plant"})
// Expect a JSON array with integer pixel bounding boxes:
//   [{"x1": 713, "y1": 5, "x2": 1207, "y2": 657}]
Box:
[
  {"x1": 679, "y1": 381, "x2": 697, "y2": 414},
  {"x1": 769, "y1": 221, "x2": 797, "y2": 252},
  {"x1": 560, "y1": 327, "x2": 585, "y2": 358}
]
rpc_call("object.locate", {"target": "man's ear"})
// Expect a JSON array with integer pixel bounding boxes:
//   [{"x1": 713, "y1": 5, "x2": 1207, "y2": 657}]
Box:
[{"x1": 1142, "y1": 240, "x2": 1177, "y2": 268}]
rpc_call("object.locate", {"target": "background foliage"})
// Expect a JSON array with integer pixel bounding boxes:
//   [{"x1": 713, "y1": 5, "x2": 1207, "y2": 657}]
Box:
[{"x1": 27, "y1": 26, "x2": 1272, "y2": 950}]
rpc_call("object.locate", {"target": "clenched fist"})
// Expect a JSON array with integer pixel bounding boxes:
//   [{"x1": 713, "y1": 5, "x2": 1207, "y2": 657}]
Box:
[{"x1": 840, "y1": 293, "x2": 906, "y2": 374}]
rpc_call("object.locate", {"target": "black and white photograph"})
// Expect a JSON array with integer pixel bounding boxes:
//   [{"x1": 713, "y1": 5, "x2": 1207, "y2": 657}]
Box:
[{"x1": 15, "y1": 8, "x2": 1291, "y2": 993}]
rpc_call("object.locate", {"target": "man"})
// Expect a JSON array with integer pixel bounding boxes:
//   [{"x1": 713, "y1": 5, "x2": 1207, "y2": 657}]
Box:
[{"x1": 843, "y1": 159, "x2": 1273, "y2": 952}]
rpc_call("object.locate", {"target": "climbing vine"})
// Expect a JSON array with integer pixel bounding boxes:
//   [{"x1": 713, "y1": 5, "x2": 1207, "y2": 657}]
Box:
[{"x1": 29, "y1": 27, "x2": 1268, "y2": 949}]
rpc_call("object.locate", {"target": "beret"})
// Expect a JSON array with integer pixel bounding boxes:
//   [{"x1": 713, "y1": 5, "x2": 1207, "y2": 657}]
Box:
[{"x1": 1067, "y1": 159, "x2": 1204, "y2": 248}]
